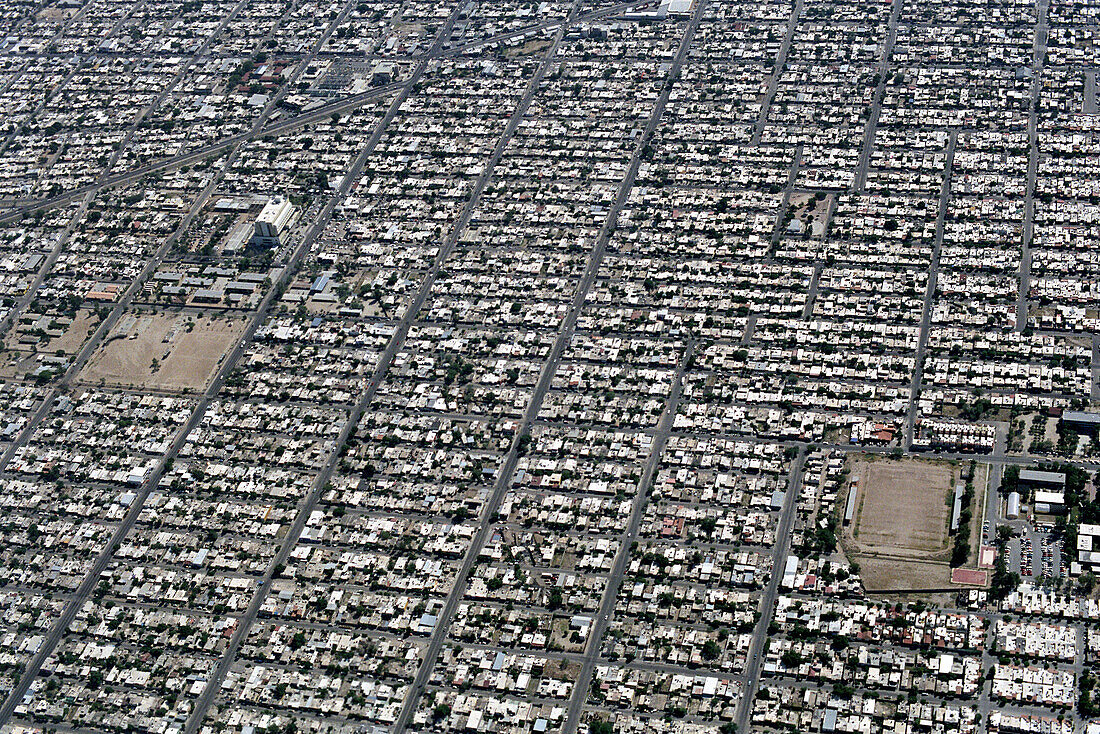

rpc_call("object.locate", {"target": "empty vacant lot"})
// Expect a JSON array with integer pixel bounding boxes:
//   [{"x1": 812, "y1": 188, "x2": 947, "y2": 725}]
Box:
[{"x1": 80, "y1": 311, "x2": 246, "y2": 391}]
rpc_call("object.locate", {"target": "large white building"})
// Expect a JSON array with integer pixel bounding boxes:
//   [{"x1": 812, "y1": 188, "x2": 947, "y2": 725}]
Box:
[
  {"x1": 252, "y1": 196, "x2": 297, "y2": 248},
  {"x1": 1077, "y1": 523, "x2": 1100, "y2": 576}
]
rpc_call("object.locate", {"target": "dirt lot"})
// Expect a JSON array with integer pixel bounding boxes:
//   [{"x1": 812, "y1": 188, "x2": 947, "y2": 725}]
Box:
[
  {"x1": 858, "y1": 557, "x2": 953, "y2": 593},
  {"x1": 506, "y1": 38, "x2": 553, "y2": 57},
  {"x1": 854, "y1": 458, "x2": 955, "y2": 555},
  {"x1": 79, "y1": 311, "x2": 246, "y2": 391},
  {"x1": 842, "y1": 456, "x2": 962, "y2": 592}
]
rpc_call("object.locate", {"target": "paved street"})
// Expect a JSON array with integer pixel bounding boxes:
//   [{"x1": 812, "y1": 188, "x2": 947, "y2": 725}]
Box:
[{"x1": 0, "y1": 0, "x2": 1095, "y2": 731}]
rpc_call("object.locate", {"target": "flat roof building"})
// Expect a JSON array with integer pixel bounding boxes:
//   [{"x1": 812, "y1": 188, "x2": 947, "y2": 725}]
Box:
[
  {"x1": 1034, "y1": 490, "x2": 1066, "y2": 515},
  {"x1": 253, "y1": 196, "x2": 297, "y2": 248},
  {"x1": 1062, "y1": 411, "x2": 1100, "y2": 434},
  {"x1": 1018, "y1": 469, "x2": 1067, "y2": 490}
]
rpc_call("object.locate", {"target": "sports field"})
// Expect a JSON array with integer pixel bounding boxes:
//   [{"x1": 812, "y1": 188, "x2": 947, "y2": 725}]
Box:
[
  {"x1": 843, "y1": 456, "x2": 962, "y2": 592},
  {"x1": 855, "y1": 459, "x2": 954, "y2": 555}
]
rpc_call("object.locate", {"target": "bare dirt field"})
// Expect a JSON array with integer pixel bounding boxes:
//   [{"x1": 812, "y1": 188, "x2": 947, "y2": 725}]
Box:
[
  {"x1": 79, "y1": 311, "x2": 246, "y2": 391},
  {"x1": 855, "y1": 458, "x2": 955, "y2": 554},
  {"x1": 50, "y1": 310, "x2": 99, "y2": 355},
  {"x1": 858, "y1": 557, "x2": 952, "y2": 593},
  {"x1": 509, "y1": 39, "x2": 553, "y2": 57},
  {"x1": 843, "y1": 456, "x2": 962, "y2": 592}
]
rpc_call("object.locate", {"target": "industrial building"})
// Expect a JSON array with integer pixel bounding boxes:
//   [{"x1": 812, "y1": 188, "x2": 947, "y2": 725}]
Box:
[
  {"x1": 1033, "y1": 490, "x2": 1067, "y2": 516},
  {"x1": 843, "y1": 482, "x2": 858, "y2": 526}
]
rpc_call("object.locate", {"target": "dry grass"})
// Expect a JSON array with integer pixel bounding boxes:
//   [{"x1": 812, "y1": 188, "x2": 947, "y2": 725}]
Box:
[
  {"x1": 843, "y1": 455, "x2": 961, "y2": 592},
  {"x1": 79, "y1": 311, "x2": 245, "y2": 391},
  {"x1": 859, "y1": 557, "x2": 953, "y2": 593},
  {"x1": 855, "y1": 458, "x2": 955, "y2": 555}
]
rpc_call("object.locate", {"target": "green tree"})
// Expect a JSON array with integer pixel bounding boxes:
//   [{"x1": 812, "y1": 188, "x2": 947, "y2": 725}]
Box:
[
  {"x1": 701, "y1": 639, "x2": 721, "y2": 660},
  {"x1": 590, "y1": 721, "x2": 614, "y2": 734}
]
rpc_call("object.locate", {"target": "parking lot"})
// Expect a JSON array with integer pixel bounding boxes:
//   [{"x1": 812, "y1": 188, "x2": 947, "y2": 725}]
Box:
[{"x1": 1006, "y1": 525, "x2": 1067, "y2": 580}]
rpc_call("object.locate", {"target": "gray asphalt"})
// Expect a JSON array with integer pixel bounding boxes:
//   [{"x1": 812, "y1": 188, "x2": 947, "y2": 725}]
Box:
[
  {"x1": 181, "y1": 0, "x2": 603, "y2": 727},
  {"x1": 734, "y1": 447, "x2": 806, "y2": 733},
  {"x1": 386, "y1": 6, "x2": 600, "y2": 731},
  {"x1": 0, "y1": 0, "x2": 256, "y2": 345},
  {"x1": 561, "y1": 341, "x2": 697, "y2": 733},
  {"x1": 0, "y1": 0, "x2": 132, "y2": 160},
  {"x1": 904, "y1": 130, "x2": 957, "y2": 448},
  {"x1": 0, "y1": 0, "x2": 1082, "y2": 729},
  {"x1": 852, "y1": 0, "x2": 901, "y2": 193},
  {"x1": 750, "y1": 0, "x2": 801, "y2": 147},
  {"x1": 1016, "y1": 0, "x2": 1049, "y2": 333}
]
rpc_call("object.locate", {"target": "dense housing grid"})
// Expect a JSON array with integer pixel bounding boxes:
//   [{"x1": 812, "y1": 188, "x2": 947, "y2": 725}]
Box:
[{"x1": 1, "y1": 0, "x2": 1100, "y2": 733}]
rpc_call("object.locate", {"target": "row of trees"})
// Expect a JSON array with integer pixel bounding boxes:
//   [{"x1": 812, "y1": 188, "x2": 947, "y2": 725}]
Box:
[{"x1": 950, "y1": 462, "x2": 977, "y2": 567}]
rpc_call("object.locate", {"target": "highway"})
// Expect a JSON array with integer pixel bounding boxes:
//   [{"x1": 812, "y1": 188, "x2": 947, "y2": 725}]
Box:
[
  {"x1": 179, "y1": 0, "x2": 607, "y2": 725},
  {"x1": 173, "y1": 3, "x2": 477, "y2": 726},
  {"x1": 0, "y1": 0, "x2": 257, "y2": 343},
  {"x1": 0, "y1": 0, "x2": 390, "y2": 724},
  {"x1": 176, "y1": 70, "x2": 438, "y2": 734},
  {"x1": 0, "y1": 3, "x2": 745, "y2": 725},
  {"x1": 0, "y1": 0, "x2": 1085, "y2": 728},
  {"x1": 0, "y1": 0, "x2": 366, "y2": 473},
  {"x1": 87, "y1": 0, "x2": 254, "y2": 189},
  {"x1": 0, "y1": 0, "x2": 653, "y2": 227},
  {"x1": 0, "y1": 86, "x2": 406, "y2": 226}
]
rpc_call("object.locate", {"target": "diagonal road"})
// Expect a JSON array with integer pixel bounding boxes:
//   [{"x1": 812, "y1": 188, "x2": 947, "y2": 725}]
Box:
[
  {"x1": 1016, "y1": 0, "x2": 1049, "y2": 333},
  {"x1": 0, "y1": 0, "x2": 260, "y2": 343},
  {"x1": 0, "y1": 0, "x2": 147, "y2": 161},
  {"x1": 750, "y1": 0, "x2": 801, "y2": 146},
  {"x1": 904, "y1": 129, "x2": 956, "y2": 448},
  {"x1": 181, "y1": 2, "x2": 591, "y2": 728},
  {"x1": 852, "y1": 0, "x2": 901, "y2": 193},
  {"x1": 176, "y1": 51, "x2": 453, "y2": 734},
  {"x1": 0, "y1": 0, "x2": 369, "y2": 475},
  {"x1": 0, "y1": 0, "x2": 653, "y2": 226},
  {"x1": 734, "y1": 446, "x2": 806, "y2": 733},
  {"x1": 560, "y1": 340, "x2": 697, "y2": 734},
  {"x1": 393, "y1": 5, "x2": 709, "y2": 731},
  {"x1": 0, "y1": 1, "x2": 419, "y2": 726}
]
